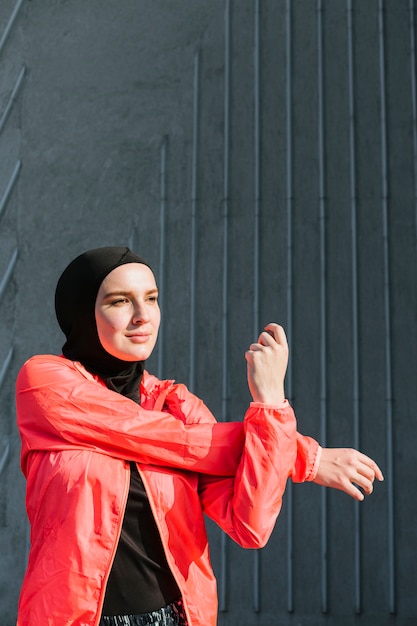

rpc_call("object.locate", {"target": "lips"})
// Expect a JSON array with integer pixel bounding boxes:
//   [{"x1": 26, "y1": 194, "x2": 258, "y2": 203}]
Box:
[{"x1": 126, "y1": 331, "x2": 152, "y2": 342}]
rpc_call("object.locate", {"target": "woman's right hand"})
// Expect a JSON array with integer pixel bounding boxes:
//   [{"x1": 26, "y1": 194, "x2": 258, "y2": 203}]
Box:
[{"x1": 245, "y1": 323, "x2": 289, "y2": 405}]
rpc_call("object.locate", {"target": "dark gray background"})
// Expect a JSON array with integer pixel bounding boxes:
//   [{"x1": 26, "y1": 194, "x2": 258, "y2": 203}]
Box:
[{"x1": 0, "y1": 1, "x2": 415, "y2": 624}]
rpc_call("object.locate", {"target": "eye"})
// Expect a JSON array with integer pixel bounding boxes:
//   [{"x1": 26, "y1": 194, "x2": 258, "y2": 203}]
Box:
[{"x1": 111, "y1": 297, "x2": 129, "y2": 306}]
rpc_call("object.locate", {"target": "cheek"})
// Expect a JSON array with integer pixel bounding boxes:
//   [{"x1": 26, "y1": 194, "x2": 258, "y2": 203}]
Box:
[{"x1": 95, "y1": 310, "x2": 122, "y2": 341}]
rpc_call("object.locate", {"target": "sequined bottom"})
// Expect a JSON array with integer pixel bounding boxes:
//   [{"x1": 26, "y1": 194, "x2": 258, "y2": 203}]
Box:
[{"x1": 99, "y1": 598, "x2": 188, "y2": 626}]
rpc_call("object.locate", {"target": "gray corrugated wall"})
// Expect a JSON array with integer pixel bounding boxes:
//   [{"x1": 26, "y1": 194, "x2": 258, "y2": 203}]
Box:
[
  {"x1": 0, "y1": 1, "x2": 415, "y2": 624},
  {"x1": 0, "y1": 0, "x2": 26, "y2": 622}
]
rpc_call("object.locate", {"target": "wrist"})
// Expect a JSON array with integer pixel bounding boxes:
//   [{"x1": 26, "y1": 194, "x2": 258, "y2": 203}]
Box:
[{"x1": 251, "y1": 388, "x2": 285, "y2": 405}]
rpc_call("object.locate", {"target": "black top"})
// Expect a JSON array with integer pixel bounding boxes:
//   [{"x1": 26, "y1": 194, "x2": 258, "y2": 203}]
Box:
[{"x1": 101, "y1": 463, "x2": 181, "y2": 616}]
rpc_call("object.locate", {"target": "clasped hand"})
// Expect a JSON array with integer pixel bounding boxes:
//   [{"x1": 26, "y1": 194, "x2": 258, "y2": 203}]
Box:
[{"x1": 245, "y1": 323, "x2": 288, "y2": 405}]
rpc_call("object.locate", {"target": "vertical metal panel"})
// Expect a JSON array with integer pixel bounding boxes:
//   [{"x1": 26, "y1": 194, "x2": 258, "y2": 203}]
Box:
[
  {"x1": 253, "y1": 0, "x2": 261, "y2": 614},
  {"x1": 0, "y1": 0, "x2": 24, "y2": 615},
  {"x1": 410, "y1": 0, "x2": 417, "y2": 265},
  {"x1": 347, "y1": 0, "x2": 362, "y2": 614},
  {"x1": 157, "y1": 137, "x2": 168, "y2": 380},
  {"x1": 378, "y1": 0, "x2": 396, "y2": 614},
  {"x1": 0, "y1": 250, "x2": 18, "y2": 423},
  {"x1": 253, "y1": 0, "x2": 261, "y2": 344},
  {"x1": 285, "y1": 0, "x2": 294, "y2": 614},
  {"x1": 0, "y1": 345, "x2": 13, "y2": 390},
  {"x1": 0, "y1": 160, "x2": 21, "y2": 222},
  {"x1": 317, "y1": 0, "x2": 328, "y2": 614},
  {"x1": 219, "y1": 0, "x2": 232, "y2": 613},
  {"x1": 222, "y1": 0, "x2": 231, "y2": 426},
  {"x1": 0, "y1": 0, "x2": 25, "y2": 58},
  {"x1": 0, "y1": 247, "x2": 18, "y2": 300},
  {"x1": 0, "y1": 437, "x2": 10, "y2": 478},
  {"x1": 0, "y1": 65, "x2": 25, "y2": 137},
  {"x1": 189, "y1": 49, "x2": 200, "y2": 393}
]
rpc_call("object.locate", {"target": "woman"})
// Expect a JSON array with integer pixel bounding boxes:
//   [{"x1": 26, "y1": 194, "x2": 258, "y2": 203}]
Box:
[{"x1": 16, "y1": 247, "x2": 382, "y2": 626}]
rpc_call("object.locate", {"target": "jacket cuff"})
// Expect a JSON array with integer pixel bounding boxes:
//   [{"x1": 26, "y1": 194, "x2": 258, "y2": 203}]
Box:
[
  {"x1": 291, "y1": 435, "x2": 322, "y2": 483},
  {"x1": 307, "y1": 444, "x2": 322, "y2": 481},
  {"x1": 250, "y1": 399, "x2": 289, "y2": 410}
]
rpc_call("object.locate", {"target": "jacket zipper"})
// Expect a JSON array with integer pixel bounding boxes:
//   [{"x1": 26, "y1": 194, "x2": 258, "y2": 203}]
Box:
[
  {"x1": 94, "y1": 462, "x2": 131, "y2": 626},
  {"x1": 137, "y1": 464, "x2": 193, "y2": 626}
]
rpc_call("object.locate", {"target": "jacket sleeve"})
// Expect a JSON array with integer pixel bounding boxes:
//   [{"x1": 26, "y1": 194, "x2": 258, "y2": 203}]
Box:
[
  {"x1": 198, "y1": 401, "x2": 297, "y2": 549},
  {"x1": 160, "y1": 381, "x2": 321, "y2": 484},
  {"x1": 16, "y1": 355, "x2": 245, "y2": 477},
  {"x1": 292, "y1": 432, "x2": 322, "y2": 482}
]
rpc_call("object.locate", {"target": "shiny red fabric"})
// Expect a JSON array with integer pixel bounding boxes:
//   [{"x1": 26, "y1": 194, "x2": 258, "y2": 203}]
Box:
[{"x1": 16, "y1": 355, "x2": 319, "y2": 626}]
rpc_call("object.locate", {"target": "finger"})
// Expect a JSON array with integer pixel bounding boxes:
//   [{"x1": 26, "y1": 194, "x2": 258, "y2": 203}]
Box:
[
  {"x1": 353, "y1": 474, "x2": 374, "y2": 496},
  {"x1": 341, "y1": 480, "x2": 365, "y2": 502},
  {"x1": 247, "y1": 342, "x2": 264, "y2": 352},
  {"x1": 356, "y1": 462, "x2": 378, "y2": 483},
  {"x1": 264, "y1": 323, "x2": 288, "y2": 348},
  {"x1": 258, "y1": 331, "x2": 275, "y2": 347},
  {"x1": 356, "y1": 452, "x2": 384, "y2": 481},
  {"x1": 244, "y1": 345, "x2": 263, "y2": 365}
]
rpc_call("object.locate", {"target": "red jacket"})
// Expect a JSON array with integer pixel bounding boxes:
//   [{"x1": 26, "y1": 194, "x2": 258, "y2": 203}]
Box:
[{"x1": 16, "y1": 355, "x2": 320, "y2": 626}]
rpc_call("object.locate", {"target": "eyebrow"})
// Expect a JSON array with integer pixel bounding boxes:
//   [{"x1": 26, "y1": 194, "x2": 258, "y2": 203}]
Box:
[{"x1": 102, "y1": 288, "x2": 159, "y2": 299}]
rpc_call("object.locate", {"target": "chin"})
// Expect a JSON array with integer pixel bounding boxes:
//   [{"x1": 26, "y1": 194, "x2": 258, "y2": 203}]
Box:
[
  {"x1": 104, "y1": 341, "x2": 156, "y2": 362},
  {"x1": 126, "y1": 349, "x2": 154, "y2": 361}
]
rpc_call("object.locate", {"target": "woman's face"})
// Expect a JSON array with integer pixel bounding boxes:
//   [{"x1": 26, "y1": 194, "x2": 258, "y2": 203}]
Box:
[{"x1": 95, "y1": 263, "x2": 160, "y2": 362}]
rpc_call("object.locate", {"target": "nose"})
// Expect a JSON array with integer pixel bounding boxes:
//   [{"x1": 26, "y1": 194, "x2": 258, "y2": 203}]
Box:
[{"x1": 132, "y1": 302, "x2": 150, "y2": 324}]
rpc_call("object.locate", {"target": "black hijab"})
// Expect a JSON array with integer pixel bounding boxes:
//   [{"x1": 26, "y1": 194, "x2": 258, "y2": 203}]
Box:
[{"x1": 55, "y1": 246, "x2": 151, "y2": 402}]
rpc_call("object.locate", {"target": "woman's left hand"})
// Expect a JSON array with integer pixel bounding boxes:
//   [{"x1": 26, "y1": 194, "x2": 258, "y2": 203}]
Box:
[{"x1": 312, "y1": 447, "x2": 384, "y2": 501}]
